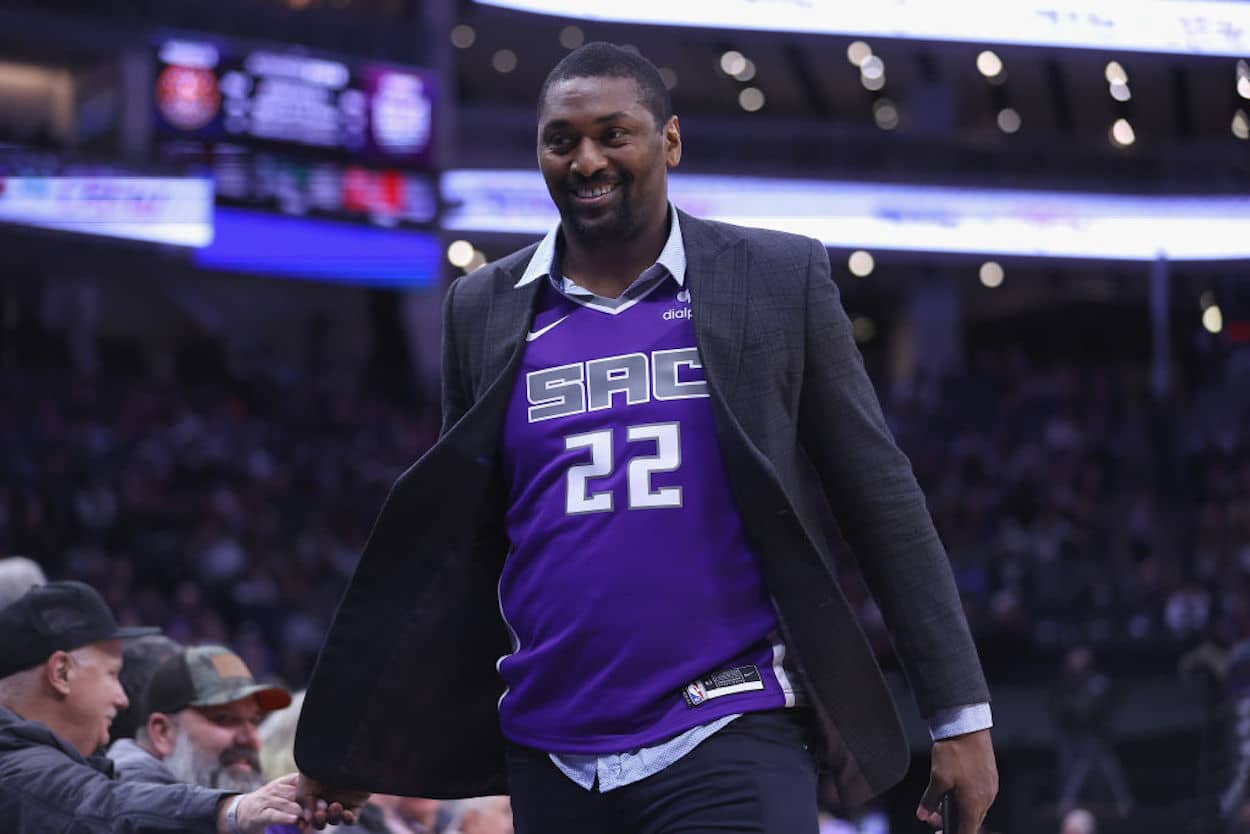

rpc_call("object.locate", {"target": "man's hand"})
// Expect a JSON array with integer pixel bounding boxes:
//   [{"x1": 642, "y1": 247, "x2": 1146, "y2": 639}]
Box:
[
  {"x1": 295, "y1": 773, "x2": 371, "y2": 830},
  {"x1": 916, "y1": 728, "x2": 998, "y2": 834},
  {"x1": 216, "y1": 773, "x2": 303, "y2": 834}
]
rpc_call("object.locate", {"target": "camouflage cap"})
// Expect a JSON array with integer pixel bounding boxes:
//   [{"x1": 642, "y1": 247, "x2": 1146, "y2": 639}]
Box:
[{"x1": 143, "y1": 645, "x2": 292, "y2": 716}]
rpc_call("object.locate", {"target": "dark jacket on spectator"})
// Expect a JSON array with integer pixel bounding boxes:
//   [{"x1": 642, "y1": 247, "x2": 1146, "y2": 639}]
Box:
[
  {"x1": 108, "y1": 738, "x2": 181, "y2": 786},
  {"x1": 0, "y1": 705, "x2": 223, "y2": 833}
]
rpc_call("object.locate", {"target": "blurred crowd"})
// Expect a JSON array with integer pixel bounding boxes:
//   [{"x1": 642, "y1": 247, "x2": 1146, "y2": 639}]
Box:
[
  {"x1": 0, "y1": 365, "x2": 438, "y2": 685},
  {"x1": 864, "y1": 350, "x2": 1250, "y2": 680},
  {"x1": 3, "y1": 346, "x2": 1249, "y2": 688}
]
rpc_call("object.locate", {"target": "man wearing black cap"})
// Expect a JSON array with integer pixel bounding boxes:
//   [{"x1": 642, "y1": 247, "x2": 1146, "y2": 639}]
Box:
[
  {"x1": 0, "y1": 581, "x2": 303, "y2": 834},
  {"x1": 110, "y1": 645, "x2": 292, "y2": 792}
]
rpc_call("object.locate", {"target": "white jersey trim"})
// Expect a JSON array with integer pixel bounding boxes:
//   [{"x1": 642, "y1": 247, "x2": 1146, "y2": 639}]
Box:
[{"x1": 772, "y1": 640, "x2": 797, "y2": 708}]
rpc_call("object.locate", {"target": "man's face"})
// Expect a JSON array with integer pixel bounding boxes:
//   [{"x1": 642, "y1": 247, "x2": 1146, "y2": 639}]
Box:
[
  {"x1": 537, "y1": 75, "x2": 680, "y2": 246},
  {"x1": 164, "y1": 696, "x2": 265, "y2": 791},
  {"x1": 63, "y1": 640, "x2": 128, "y2": 754}
]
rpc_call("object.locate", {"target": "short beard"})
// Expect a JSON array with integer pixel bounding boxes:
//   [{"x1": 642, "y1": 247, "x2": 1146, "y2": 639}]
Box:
[
  {"x1": 164, "y1": 728, "x2": 265, "y2": 792},
  {"x1": 561, "y1": 178, "x2": 638, "y2": 246}
]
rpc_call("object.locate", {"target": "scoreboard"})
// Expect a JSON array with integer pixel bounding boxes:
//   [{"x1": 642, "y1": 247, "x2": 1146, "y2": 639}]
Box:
[
  {"x1": 155, "y1": 39, "x2": 436, "y2": 167},
  {"x1": 153, "y1": 38, "x2": 439, "y2": 229}
]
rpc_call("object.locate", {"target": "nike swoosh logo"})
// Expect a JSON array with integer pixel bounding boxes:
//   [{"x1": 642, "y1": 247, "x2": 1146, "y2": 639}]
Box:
[{"x1": 526, "y1": 315, "x2": 570, "y2": 342}]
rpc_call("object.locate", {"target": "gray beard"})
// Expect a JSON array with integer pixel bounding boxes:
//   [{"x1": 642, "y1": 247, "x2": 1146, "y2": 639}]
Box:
[{"x1": 164, "y1": 729, "x2": 265, "y2": 792}]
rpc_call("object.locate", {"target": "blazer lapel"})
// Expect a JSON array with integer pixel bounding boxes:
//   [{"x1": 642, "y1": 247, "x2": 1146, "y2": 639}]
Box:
[{"x1": 685, "y1": 211, "x2": 748, "y2": 403}]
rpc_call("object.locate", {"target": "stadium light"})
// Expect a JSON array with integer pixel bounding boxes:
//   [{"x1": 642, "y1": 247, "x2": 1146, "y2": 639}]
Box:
[
  {"x1": 1234, "y1": 109, "x2": 1250, "y2": 140},
  {"x1": 1105, "y1": 61, "x2": 1128, "y2": 85},
  {"x1": 1109, "y1": 81, "x2": 1132, "y2": 101},
  {"x1": 979, "y1": 261, "x2": 1005, "y2": 287},
  {"x1": 1203, "y1": 305, "x2": 1224, "y2": 334},
  {"x1": 720, "y1": 50, "x2": 748, "y2": 76},
  {"x1": 1110, "y1": 118, "x2": 1136, "y2": 146},
  {"x1": 873, "y1": 99, "x2": 901, "y2": 130},
  {"x1": 852, "y1": 316, "x2": 877, "y2": 343},
  {"x1": 447, "y1": 239, "x2": 475, "y2": 267},
  {"x1": 860, "y1": 55, "x2": 885, "y2": 80},
  {"x1": 846, "y1": 41, "x2": 873, "y2": 67},
  {"x1": 492, "y1": 49, "x2": 517, "y2": 73},
  {"x1": 450, "y1": 24, "x2": 476, "y2": 48},
  {"x1": 848, "y1": 250, "x2": 875, "y2": 277},
  {"x1": 860, "y1": 55, "x2": 886, "y2": 90},
  {"x1": 976, "y1": 50, "x2": 1004, "y2": 79},
  {"x1": 997, "y1": 108, "x2": 1022, "y2": 133},
  {"x1": 738, "y1": 87, "x2": 765, "y2": 111},
  {"x1": 560, "y1": 25, "x2": 584, "y2": 49}
]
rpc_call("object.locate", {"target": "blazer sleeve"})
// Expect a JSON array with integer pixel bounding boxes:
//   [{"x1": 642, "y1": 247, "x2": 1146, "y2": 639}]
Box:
[
  {"x1": 796, "y1": 237, "x2": 989, "y2": 718},
  {"x1": 440, "y1": 276, "x2": 472, "y2": 437}
]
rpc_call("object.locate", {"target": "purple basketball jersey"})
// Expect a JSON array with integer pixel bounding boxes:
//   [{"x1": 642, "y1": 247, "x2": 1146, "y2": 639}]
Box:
[{"x1": 498, "y1": 277, "x2": 794, "y2": 754}]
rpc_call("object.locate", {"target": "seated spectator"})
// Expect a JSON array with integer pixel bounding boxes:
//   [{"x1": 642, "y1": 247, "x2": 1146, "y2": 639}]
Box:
[
  {"x1": 0, "y1": 580, "x2": 303, "y2": 834},
  {"x1": 442, "y1": 796, "x2": 512, "y2": 834},
  {"x1": 369, "y1": 795, "x2": 444, "y2": 834},
  {"x1": 0, "y1": 555, "x2": 46, "y2": 607},
  {"x1": 109, "y1": 645, "x2": 291, "y2": 791},
  {"x1": 1060, "y1": 807, "x2": 1097, "y2": 834},
  {"x1": 109, "y1": 634, "x2": 181, "y2": 744}
]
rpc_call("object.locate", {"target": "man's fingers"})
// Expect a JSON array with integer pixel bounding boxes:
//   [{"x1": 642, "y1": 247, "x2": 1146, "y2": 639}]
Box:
[
  {"x1": 266, "y1": 798, "x2": 305, "y2": 821},
  {"x1": 916, "y1": 779, "x2": 947, "y2": 826}
]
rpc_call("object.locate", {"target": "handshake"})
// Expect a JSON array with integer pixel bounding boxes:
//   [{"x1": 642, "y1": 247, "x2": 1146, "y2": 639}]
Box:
[{"x1": 215, "y1": 773, "x2": 369, "y2": 834}]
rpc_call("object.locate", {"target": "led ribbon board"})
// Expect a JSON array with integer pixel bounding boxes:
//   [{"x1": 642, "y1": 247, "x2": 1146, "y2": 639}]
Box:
[
  {"x1": 194, "y1": 207, "x2": 441, "y2": 287},
  {"x1": 441, "y1": 169, "x2": 1250, "y2": 261},
  {"x1": 474, "y1": 0, "x2": 1250, "y2": 57},
  {"x1": 0, "y1": 177, "x2": 214, "y2": 247}
]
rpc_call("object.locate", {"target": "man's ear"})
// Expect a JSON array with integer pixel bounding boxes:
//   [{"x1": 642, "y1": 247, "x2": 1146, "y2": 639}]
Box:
[
  {"x1": 45, "y1": 651, "x2": 73, "y2": 697},
  {"x1": 664, "y1": 115, "x2": 681, "y2": 168},
  {"x1": 147, "y1": 712, "x2": 178, "y2": 758}
]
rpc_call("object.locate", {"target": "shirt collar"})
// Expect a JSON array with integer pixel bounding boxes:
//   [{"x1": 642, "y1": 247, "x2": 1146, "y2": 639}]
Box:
[{"x1": 514, "y1": 203, "x2": 686, "y2": 288}]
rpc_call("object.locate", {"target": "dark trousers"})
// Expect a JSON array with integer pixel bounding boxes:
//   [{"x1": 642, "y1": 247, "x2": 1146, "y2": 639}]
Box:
[{"x1": 505, "y1": 711, "x2": 819, "y2": 834}]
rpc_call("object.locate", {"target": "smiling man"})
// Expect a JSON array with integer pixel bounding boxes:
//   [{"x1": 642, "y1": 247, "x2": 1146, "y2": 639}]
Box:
[
  {"x1": 109, "y1": 645, "x2": 291, "y2": 792},
  {"x1": 296, "y1": 42, "x2": 998, "y2": 834}
]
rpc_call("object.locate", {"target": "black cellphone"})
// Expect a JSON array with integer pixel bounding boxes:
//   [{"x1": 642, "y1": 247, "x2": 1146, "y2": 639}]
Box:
[{"x1": 941, "y1": 791, "x2": 960, "y2": 833}]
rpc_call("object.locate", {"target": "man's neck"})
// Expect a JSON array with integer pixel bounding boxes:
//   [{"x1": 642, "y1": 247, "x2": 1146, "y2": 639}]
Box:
[
  {"x1": 560, "y1": 211, "x2": 669, "y2": 299},
  {"x1": 3, "y1": 696, "x2": 90, "y2": 756}
]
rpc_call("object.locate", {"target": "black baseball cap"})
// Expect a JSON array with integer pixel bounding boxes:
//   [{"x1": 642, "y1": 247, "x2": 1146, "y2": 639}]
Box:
[{"x1": 0, "y1": 581, "x2": 160, "y2": 679}]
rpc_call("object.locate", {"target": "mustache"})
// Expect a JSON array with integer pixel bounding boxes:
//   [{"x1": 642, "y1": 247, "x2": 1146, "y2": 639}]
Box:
[
  {"x1": 564, "y1": 172, "x2": 629, "y2": 191},
  {"x1": 219, "y1": 746, "x2": 262, "y2": 772}
]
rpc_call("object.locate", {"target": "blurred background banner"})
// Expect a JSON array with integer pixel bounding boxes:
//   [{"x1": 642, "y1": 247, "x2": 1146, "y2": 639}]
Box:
[
  {"x1": 474, "y1": 0, "x2": 1250, "y2": 57},
  {"x1": 0, "y1": 176, "x2": 213, "y2": 246},
  {"x1": 443, "y1": 169, "x2": 1250, "y2": 260}
]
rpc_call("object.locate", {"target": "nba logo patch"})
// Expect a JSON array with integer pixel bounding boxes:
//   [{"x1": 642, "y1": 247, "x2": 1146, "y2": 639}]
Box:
[
  {"x1": 684, "y1": 682, "x2": 707, "y2": 706},
  {"x1": 677, "y1": 288, "x2": 691, "y2": 303}
]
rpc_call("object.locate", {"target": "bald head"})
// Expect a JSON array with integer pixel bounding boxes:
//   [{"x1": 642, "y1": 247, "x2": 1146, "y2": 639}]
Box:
[{"x1": 0, "y1": 556, "x2": 46, "y2": 608}]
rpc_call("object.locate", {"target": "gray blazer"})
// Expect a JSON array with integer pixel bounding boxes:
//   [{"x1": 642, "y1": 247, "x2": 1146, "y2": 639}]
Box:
[{"x1": 295, "y1": 210, "x2": 988, "y2": 807}]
